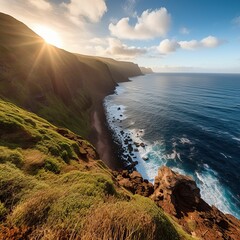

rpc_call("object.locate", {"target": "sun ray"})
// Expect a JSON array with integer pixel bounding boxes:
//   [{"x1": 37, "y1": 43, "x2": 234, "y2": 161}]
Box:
[{"x1": 34, "y1": 25, "x2": 63, "y2": 48}]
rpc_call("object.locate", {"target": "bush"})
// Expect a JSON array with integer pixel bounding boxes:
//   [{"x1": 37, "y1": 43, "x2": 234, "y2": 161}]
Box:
[
  {"x1": 44, "y1": 158, "x2": 60, "y2": 174},
  {"x1": 0, "y1": 146, "x2": 24, "y2": 167},
  {"x1": 61, "y1": 150, "x2": 69, "y2": 163}
]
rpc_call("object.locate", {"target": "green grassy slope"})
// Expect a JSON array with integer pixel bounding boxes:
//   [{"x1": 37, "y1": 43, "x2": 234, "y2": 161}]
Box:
[
  {"x1": 0, "y1": 99, "x2": 195, "y2": 240},
  {"x1": 0, "y1": 13, "x2": 142, "y2": 138}
]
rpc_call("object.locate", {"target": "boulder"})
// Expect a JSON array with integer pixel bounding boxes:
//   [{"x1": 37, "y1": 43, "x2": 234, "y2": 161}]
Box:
[{"x1": 115, "y1": 170, "x2": 154, "y2": 197}]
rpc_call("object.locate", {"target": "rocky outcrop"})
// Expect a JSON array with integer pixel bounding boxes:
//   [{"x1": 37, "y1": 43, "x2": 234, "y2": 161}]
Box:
[
  {"x1": 56, "y1": 128, "x2": 99, "y2": 160},
  {"x1": 113, "y1": 170, "x2": 154, "y2": 197},
  {"x1": 151, "y1": 166, "x2": 240, "y2": 240}
]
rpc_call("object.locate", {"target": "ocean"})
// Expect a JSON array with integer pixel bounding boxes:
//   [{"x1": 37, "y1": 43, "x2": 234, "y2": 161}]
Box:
[{"x1": 104, "y1": 73, "x2": 240, "y2": 219}]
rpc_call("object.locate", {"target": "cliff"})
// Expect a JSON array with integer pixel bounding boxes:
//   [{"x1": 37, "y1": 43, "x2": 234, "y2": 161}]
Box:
[
  {"x1": 0, "y1": 13, "x2": 142, "y2": 138},
  {"x1": 140, "y1": 66, "x2": 154, "y2": 74}
]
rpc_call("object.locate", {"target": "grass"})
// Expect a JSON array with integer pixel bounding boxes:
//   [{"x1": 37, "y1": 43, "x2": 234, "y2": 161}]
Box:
[
  {"x1": 0, "y1": 99, "x2": 195, "y2": 239},
  {"x1": 82, "y1": 195, "x2": 180, "y2": 240}
]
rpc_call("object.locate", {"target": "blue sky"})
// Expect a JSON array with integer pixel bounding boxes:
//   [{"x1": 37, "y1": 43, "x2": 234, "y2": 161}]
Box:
[{"x1": 0, "y1": 0, "x2": 240, "y2": 72}]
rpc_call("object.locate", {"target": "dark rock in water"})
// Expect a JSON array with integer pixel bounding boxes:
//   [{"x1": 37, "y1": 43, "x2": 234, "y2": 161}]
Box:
[
  {"x1": 134, "y1": 142, "x2": 140, "y2": 147},
  {"x1": 118, "y1": 107, "x2": 121, "y2": 110},
  {"x1": 140, "y1": 142, "x2": 145, "y2": 147},
  {"x1": 128, "y1": 144, "x2": 133, "y2": 152},
  {"x1": 127, "y1": 155, "x2": 133, "y2": 163},
  {"x1": 142, "y1": 156, "x2": 149, "y2": 161},
  {"x1": 134, "y1": 148, "x2": 139, "y2": 152},
  {"x1": 130, "y1": 153, "x2": 134, "y2": 156},
  {"x1": 120, "y1": 130, "x2": 124, "y2": 135}
]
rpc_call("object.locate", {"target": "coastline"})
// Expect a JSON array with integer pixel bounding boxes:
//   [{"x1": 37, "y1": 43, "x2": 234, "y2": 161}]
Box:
[{"x1": 90, "y1": 100, "x2": 124, "y2": 170}]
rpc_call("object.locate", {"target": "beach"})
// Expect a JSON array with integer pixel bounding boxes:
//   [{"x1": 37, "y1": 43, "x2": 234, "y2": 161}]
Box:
[{"x1": 90, "y1": 101, "x2": 124, "y2": 170}]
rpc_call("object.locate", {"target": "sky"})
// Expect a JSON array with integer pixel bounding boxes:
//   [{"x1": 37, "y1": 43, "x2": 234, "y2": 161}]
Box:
[{"x1": 0, "y1": 0, "x2": 240, "y2": 73}]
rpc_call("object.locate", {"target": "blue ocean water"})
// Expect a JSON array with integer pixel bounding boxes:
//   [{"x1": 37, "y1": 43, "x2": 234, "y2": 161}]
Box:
[{"x1": 104, "y1": 73, "x2": 240, "y2": 218}]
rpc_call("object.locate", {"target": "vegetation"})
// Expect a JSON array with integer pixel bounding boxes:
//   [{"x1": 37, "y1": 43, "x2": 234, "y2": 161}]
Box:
[{"x1": 0, "y1": 99, "x2": 195, "y2": 239}]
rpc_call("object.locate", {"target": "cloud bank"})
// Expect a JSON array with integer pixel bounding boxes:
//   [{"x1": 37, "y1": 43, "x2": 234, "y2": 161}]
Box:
[
  {"x1": 158, "y1": 36, "x2": 224, "y2": 54},
  {"x1": 109, "y1": 8, "x2": 171, "y2": 40}
]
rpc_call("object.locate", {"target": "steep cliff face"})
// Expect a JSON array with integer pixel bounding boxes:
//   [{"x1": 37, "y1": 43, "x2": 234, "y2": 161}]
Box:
[
  {"x1": 140, "y1": 67, "x2": 154, "y2": 74},
  {"x1": 76, "y1": 54, "x2": 143, "y2": 82},
  {"x1": 0, "y1": 13, "x2": 142, "y2": 137}
]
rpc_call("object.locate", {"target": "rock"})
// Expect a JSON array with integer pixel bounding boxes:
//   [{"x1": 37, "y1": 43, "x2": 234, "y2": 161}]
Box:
[
  {"x1": 117, "y1": 107, "x2": 121, "y2": 110},
  {"x1": 142, "y1": 156, "x2": 148, "y2": 161},
  {"x1": 152, "y1": 166, "x2": 201, "y2": 217},
  {"x1": 129, "y1": 171, "x2": 142, "y2": 179},
  {"x1": 140, "y1": 142, "x2": 145, "y2": 147},
  {"x1": 127, "y1": 155, "x2": 133, "y2": 163},
  {"x1": 115, "y1": 170, "x2": 154, "y2": 197},
  {"x1": 128, "y1": 144, "x2": 133, "y2": 152},
  {"x1": 134, "y1": 142, "x2": 140, "y2": 147},
  {"x1": 151, "y1": 166, "x2": 240, "y2": 240}
]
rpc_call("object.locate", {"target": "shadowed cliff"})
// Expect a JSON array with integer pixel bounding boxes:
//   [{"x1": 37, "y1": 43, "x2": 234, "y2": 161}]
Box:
[{"x1": 0, "y1": 12, "x2": 142, "y2": 137}]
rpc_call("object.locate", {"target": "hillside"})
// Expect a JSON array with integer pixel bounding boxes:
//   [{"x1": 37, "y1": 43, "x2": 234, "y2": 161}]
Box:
[
  {"x1": 0, "y1": 99, "x2": 194, "y2": 240},
  {"x1": 0, "y1": 13, "x2": 142, "y2": 139}
]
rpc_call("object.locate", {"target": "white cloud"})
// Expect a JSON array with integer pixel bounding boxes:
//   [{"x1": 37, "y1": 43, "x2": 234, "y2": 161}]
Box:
[
  {"x1": 28, "y1": 0, "x2": 52, "y2": 10},
  {"x1": 180, "y1": 36, "x2": 223, "y2": 49},
  {"x1": 105, "y1": 38, "x2": 147, "y2": 57},
  {"x1": 179, "y1": 27, "x2": 190, "y2": 35},
  {"x1": 158, "y1": 36, "x2": 224, "y2": 54},
  {"x1": 61, "y1": 0, "x2": 107, "y2": 23},
  {"x1": 157, "y1": 39, "x2": 180, "y2": 54},
  {"x1": 0, "y1": 0, "x2": 106, "y2": 54},
  {"x1": 201, "y1": 36, "x2": 223, "y2": 48},
  {"x1": 179, "y1": 40, "x2": 200, "y2": 50},
  {"x1": 109, "y1": 8, "x2": 171, "y2": 40}
]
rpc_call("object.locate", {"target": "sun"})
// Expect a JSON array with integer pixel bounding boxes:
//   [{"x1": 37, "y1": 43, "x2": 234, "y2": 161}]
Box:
[{"x1": 34, "y1": 25, "x2": 63, "y2": 48}]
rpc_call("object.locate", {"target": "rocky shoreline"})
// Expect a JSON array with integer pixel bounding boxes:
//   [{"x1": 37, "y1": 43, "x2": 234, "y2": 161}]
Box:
[
  {"x1": 114, "y1": 167, "x2": 240, "y2": 240},
  {"x1": 91, "y1": 87, "x2": 240, "y2": 240}
]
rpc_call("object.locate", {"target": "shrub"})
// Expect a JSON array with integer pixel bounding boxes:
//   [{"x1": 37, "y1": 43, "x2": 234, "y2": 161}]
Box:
[
  {"x1": 44, "y1": 158, "x2": 60, "y2": 174},
  {"x1": 0, "y1": 146, "x2": 24, "y2": 167},
  {"x1": 61, "y1": 150, "x2": 69, "y2": 163}
]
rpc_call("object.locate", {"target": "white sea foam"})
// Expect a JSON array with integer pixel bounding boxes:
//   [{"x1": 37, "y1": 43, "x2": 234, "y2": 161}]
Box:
[
  {"x1": 195, "y1": 167, "x2": 237, "y2": 217},
  {"x1": 232, "y1": 137, "x2": 240, "y2": 142},
  {"x1": 180, "y1": 137, "x2": 192, "y2": 144}
]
